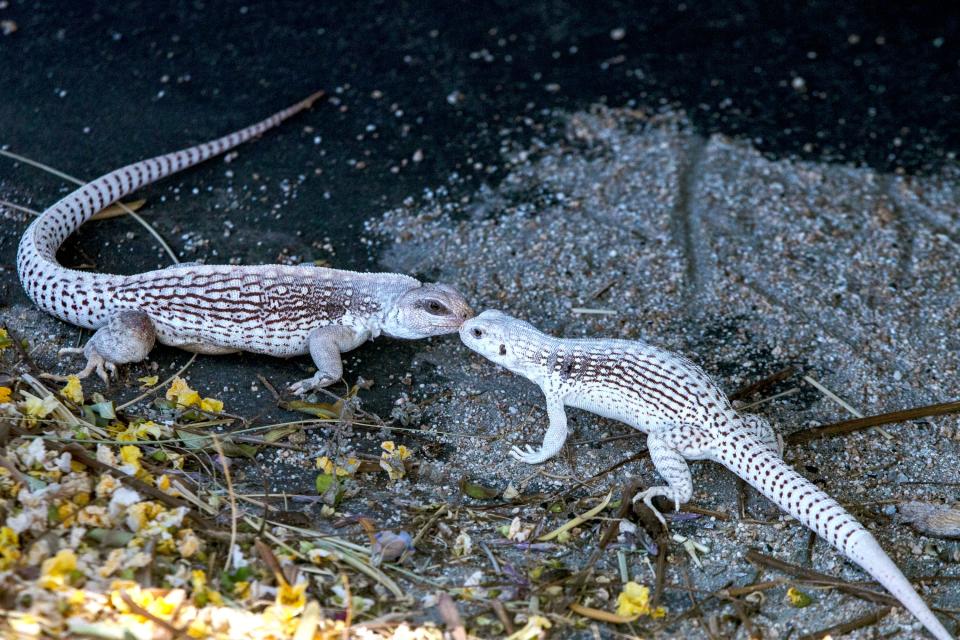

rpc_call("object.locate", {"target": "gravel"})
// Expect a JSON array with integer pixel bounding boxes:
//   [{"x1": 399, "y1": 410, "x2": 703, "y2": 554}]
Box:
[{"x1": 367, "y1": 106, "x2": 960, "y2": 638}]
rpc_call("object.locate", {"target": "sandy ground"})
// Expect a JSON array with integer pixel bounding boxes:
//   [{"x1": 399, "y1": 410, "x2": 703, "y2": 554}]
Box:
[
  {"x1": 3, "y1": 106, "x2": 959, "y2": 638},
  {"x1": 364, "y1": 107, "x2": 960, "y2": 638}
]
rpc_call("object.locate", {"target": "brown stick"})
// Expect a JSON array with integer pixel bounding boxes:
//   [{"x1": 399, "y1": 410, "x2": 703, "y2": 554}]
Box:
[
  {"x1": 490, "y1": 599, "x2": 515, "y2": 635},
  {"x1": 719, "y1": 579, "x2": 786, "y2": 598},
  {"x1": 796, "y1": 607, "x2": 891, "y2": 640},
  {"x1": 437, "y1": 592, "x2": 467, "y2": 640},
  {"x1": 729, "y1": 366, "x2": 796, "y2": 401},
  {"x1": 787, "y1": 400, "x2": 960, "y2": 445},
  {"x1": 121, "y1": 592, "x2": 188, "y2": 638},
  {"x1": 745, "y1": 549, "x2": 899, "y2": 608},
  {"x1": 652, "y1": 533, "x2": 669, "y2": 609}
]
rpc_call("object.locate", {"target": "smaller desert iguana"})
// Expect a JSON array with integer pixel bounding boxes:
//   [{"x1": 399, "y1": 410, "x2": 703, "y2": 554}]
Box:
[
  {"x1": 16, "y1": 93, "x2": 473, "y2": 393},
  {"x1": 459, "y1": 310, "x2": 952, "y2": 640}
]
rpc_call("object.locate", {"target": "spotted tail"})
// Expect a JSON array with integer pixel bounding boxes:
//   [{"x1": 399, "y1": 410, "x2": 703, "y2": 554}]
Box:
[
  {"x1": 713, "y1": 431, "x2": 952, "y2": 640},
  {"x1": 16, "y1": 91, "x2": 323, "y2": 329}
]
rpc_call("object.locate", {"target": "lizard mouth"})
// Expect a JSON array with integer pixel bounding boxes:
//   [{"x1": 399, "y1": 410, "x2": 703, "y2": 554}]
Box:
[{"x1": 457, "y1": 305, "x2": 476, "y2": 325}]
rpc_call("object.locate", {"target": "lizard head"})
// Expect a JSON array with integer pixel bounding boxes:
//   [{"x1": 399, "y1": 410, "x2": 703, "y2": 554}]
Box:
[
  {"x1": 459, "y1": 309, "x2": 544, "y2": 378},
  {"x1": 382, "y1": 283, "x2": 474, "y2": 339}
]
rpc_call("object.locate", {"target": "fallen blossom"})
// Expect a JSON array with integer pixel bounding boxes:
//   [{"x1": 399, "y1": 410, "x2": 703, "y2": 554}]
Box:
[
  {"x1": 59, "y1": 376, "x2": 84, "y2": 404},
  {"x1": 20, "y1": 391, "x2": 59, "y2": 423},
  {"x1": 108, "y1": 486, "x2": 142, "y2": 520},
  {"x1": 119, "y1": 445, "x2": 143, "y2": 476},
  {"x1": 505, "y1": 615, "x2": 552, "y2": 640},
  {"x1": 0, "y1": 526, "x2": 20, "y2": 569},
  {"x1": 200, "y1": 396, "x2": 224, "y2": 412},
  {"x1": 119, "y1": 419, "x2": 170, "y2": 442},
  {"x1": 39, "y1": 549, "x2": 77, "y2": 590},
  {"x1": 316, "y1": 455, "x2": 359, "y2": 476},
  {"x1": 615, "y1": 581, "x2": 666, "y2": 618},
  {"x1": 165, "y1": 376, "x2": 201, "y2": 408},
  {"x1": 177, "y1": 529, "x2": 202, "y2": 558},
  {"x1": 190, "y1": 569, "x2": 223, "y2": 606},
  {"x1": 137, "y1": 374, "x2": 159, "y2": 387},
  {"x1": 379, "y1": 440, "x2": 412, "y2": 481}
]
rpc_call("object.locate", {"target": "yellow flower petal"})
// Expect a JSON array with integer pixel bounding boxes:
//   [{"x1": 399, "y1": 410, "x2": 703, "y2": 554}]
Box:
[
  {"x1": 0, "y1": 387, "x2": 12, "y2": 404},
  {"x1": 199, "y1": 397, "x2": 223, "y2": 413},
  {"x1": 137, "y1": 375, "x2": 159, "y2": 387},
  {"x1": 120, "y1": 446, "x2": 142, "y2": 474},
  {"x1": 616, "y1": 581, "x2": 653, "y2": 617},
  {"x1": 787, "y1": 586, "x2": 813, "y2": 608},
  {"x1": 187, "y1": 619, "x2": 210, "y2": 638},
  {"x1": 59, "y1": 375, "x2": 84, "y2": 404},
  {"x1": 165, "y1": 376, "x2": 201, "y2": 408},
  {"x1": 21, "y1": 391, "x2": 59, "y2": 419},
  {"x1": 316, "y1": 456, "x2": 334, "y2": 473},
  {"x1": 277, "y1": 580, "x2": 307, "y2": 609},
  {"x1": 506, "y1": 615, "x2": 552, "y2": 640},
  {"x1": 39, "y1": 549, "x2": 77, "y2": 590},
  {"x1": 0, "y1": 527, "x2": 20, "y2": 570},
  {"x1": 176, "y1": 529, "x2": 201, "y2": 558}
]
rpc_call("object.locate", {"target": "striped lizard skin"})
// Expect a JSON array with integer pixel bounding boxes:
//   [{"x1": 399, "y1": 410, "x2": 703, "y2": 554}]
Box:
[
  {"x1": 460, "y1": 310, "x2": 953, "y2": 640},
  {"x1": 16, "y1": 93, "x2": 473, "y2": 393}
]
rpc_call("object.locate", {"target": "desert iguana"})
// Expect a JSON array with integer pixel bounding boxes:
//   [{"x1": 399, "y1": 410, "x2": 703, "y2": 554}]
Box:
[
  {"x1": 459, "y1": 310, "x2": 952, "y2": 640},
  {"x1": 16, "y1": 93, "x2": 473, "y2": 393}
]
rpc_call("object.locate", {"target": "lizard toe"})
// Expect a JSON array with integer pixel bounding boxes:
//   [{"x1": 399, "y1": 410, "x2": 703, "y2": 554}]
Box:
[{"x1": 288, "y1": 373, "x2": 335, "y2": 396}]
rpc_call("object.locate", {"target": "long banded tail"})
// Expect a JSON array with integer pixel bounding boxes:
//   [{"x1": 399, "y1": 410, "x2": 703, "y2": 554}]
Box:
[
  {"x1": 714, "y1": 432, "x2": 952, "y2": 640},
  {"x1": 16, "y1": 91, "x2": 323, "y2": 328}
]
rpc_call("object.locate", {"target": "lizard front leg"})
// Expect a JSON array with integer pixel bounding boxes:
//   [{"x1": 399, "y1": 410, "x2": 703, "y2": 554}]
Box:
[
  {"x1": 288, "y1": 325, "x2": 368, "y2": 396},
  {"x1": 633, "y1": 433, "x2": 694, "y2": 527},
  {"x1": 52, "y1": 310, "x2": 156, "y2": 384},
  {"x1": 510, "y1": 394, "x2": 569, "y2": 464}
]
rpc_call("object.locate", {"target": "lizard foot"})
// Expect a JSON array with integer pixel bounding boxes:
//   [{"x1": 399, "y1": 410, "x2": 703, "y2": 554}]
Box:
[
  {"x1": 45, "y1": 310, "x2": 155, "y2": 385},
  {"x1": 288, "y1": 372, "x2": 338, "y2": 396},
  {"x1": 509, "y1": 444, "x2": 551, "y2": 464},
  {"x1": 632, "y1": 486, "x2": 679, "y2": 528},
  {"x1": 48, "y1": 348, "x2": 118, "y2": 384}
]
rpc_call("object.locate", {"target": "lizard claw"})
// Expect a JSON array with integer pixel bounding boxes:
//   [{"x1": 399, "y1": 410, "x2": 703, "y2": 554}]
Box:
[
  {"x1": 632, "y1": 487, "x2": 669, "y2": 528},
  {"x1": 288, "y1": 373, "x2": 336, "y2": 396},
  {"x1": 509, "y1": 444, "x2": 548, "y2": 464},
  {"x1": 55, "y1": 346, "x2": 116, "y2": 385}
]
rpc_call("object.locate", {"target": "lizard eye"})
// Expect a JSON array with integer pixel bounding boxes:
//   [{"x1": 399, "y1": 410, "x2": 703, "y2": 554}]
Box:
[
  {"x1": 499, "y1": 344, "x2": 506, "y2": 356},
  {"x1": 425, "y1": 300, "x2": 448, "y2": 315},
  {"x1": 471, "y1": 328, "x2": 483, "y2": 339}
]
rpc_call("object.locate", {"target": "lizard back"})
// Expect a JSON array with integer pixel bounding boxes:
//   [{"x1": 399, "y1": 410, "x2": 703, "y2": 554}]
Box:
[
  {"x1": 16, "y1": 92, "x2": 323, "y2": 334},
  {"x1": 110, "y1": 264, "x2": 417, "y2": 355},
  {"x1": 548, "y1": 338, "x2": 737, "y2": 437}
]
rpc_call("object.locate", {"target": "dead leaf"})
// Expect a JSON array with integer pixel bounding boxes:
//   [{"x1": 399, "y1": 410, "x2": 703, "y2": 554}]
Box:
[
  {"x1": 281, "y1": 400, "x2": 339, "y2": 419},
  {"x1": 459, "y1": 477, "x2": 500, "y2": 500},
  {"x1": 90, "y1": 199, "x2": 147, "y2": 220},
  {"x1": 568, "y1": 602, "x2": 640, "y2": 624}
]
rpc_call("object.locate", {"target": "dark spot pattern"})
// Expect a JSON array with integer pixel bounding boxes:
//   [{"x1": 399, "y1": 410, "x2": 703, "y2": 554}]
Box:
[
  {"x1": 476, "y1": 315, "x2": 952, "y2": 638},
  {"x1": 498, "y1": 327, "x2": 911, "y2": 592}
]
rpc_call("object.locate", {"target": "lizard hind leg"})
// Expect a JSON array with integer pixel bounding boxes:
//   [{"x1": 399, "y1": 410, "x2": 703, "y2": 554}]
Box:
[
  {"x1": 632, "y1": 431, "x2": 696, "y2": 527},
  {"x1": 740, "y1": 413, "x2": 783, "y2": 456},
  {"x1": 54, "y1": 310, "x2": 156, "y2": 384}
]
